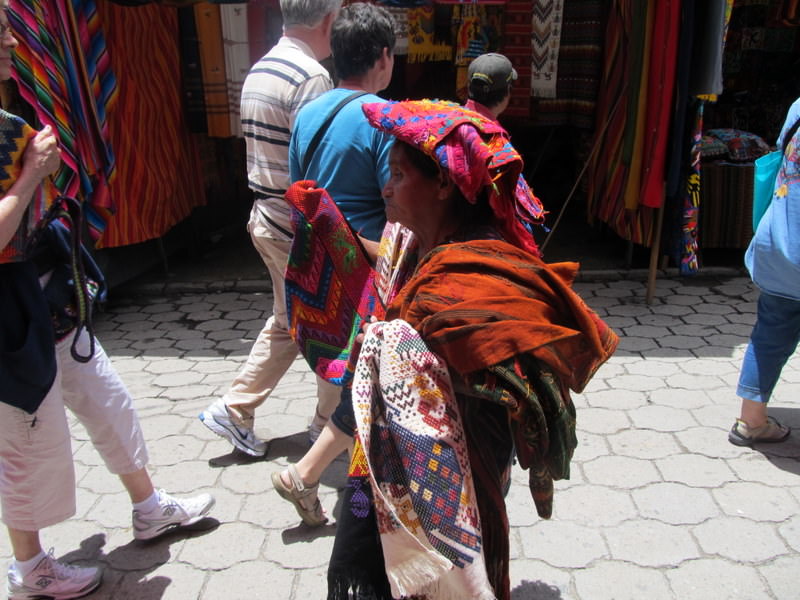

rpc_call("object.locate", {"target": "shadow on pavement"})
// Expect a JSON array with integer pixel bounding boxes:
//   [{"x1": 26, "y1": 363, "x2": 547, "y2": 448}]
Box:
[
  {"x1": 58, "y1": 522, "x2": 219, "y2": 599},
  {"x1": 755, "y1": 407, "x2": 800, "y2": 472},
  {"x1": 207, "y1": 448, "x2": 269, "y2": 468},
  {"x1": 512, "y1": 579, "x2": 563, "y2": 599},
  {"x1": 280, "y1": 521, "x2": 338, "y2": 544}
]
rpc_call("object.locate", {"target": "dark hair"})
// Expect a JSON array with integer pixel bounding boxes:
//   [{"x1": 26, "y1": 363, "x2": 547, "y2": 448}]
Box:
[
  {"x1": 332, "y1": 3, "x2": 395, "y2": 80},
  {"x1": 467, "y1": 80, "x2": 511, "y2": 109},
  {"x1": 393, "y1": 141, "x2": 493, "y2": 227}
]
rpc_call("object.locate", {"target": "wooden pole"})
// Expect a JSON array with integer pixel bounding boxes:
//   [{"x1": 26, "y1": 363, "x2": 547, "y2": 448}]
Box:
[{"x1": 646, "y1": 197, "x2": 666, "y2": 304}]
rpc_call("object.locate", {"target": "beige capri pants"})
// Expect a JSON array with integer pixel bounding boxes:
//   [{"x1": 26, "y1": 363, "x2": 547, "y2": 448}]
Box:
[{"x1": 0, "y1": 331, "x2": 148, "y2": 531}]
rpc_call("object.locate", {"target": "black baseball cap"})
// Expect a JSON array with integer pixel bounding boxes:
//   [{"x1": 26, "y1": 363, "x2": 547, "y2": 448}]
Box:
[{"x1": 468, "y1": 53, "x2": 518, "y2": 92}]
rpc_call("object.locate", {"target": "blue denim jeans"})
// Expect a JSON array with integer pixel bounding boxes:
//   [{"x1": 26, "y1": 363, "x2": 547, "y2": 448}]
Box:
[
  {"x1": 330, "y1": 386, "x2": 355, "y2": 437},
  {"x1": 737, "y1": 291, "x2": 800, "y2": 403}
]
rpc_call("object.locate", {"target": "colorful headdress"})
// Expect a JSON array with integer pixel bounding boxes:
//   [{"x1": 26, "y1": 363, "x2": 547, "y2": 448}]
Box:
[{"x1": 362, "y1": 99, "x2": 544, "y2": 255}]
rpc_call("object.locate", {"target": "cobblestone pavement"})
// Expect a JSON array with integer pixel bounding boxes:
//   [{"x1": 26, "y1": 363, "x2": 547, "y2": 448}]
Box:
[{"x1": 3, "y1": 273, "x2": 800, "y2": 600}]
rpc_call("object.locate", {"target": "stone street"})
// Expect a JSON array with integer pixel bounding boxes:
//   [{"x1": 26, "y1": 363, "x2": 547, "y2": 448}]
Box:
[{"x1": 2, "y1": 271, "x2": 799, "y2": 599}]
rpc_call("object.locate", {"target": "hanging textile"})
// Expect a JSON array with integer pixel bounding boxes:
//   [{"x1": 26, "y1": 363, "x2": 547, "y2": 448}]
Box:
[
  {"x1": 639, "y1": 0, "x2": 681, "y2": 209},
  {"x1": 680, "y1": 100, "x2": 703, "y2": 275},
  {"x1": 194, "y1": 2, "x2": 231, "y2": 137},
  {"x1": 386, "y1": 6, "x2": 409, "y2": 56},
  {"x1": 531, "y1": 0, "x2": 604, "y2": 130},
  {"x1": 96, "y1": 0, "x2": 205, "y2": 247},
  {"x1": 586, "y1": 0, "x2": 632, "y2": 238},
  {"x1": 502, "y1": 0, "x2": 532, "y2": 117},
  {"x1": 688, "y1": 0, "x2": 728, "y2": 98},
  {"x1": 407, "y1": 5, "x2": 452, "y2": 63},
  {"x1": 220, "y1": 4, "x2": 248, "y2": 138},
  {"x1": 9, "y1": 0, "x2": 118, "y2": 239},
  {"x1": 452, "y1": 4, "x2": 488, "y2": 99},
  {"x1": 621, "y1": 2, "x2": 653, "y2": 212},
  {"x1": 530, "y1": 0, "x2": 564, "y2": 99}
]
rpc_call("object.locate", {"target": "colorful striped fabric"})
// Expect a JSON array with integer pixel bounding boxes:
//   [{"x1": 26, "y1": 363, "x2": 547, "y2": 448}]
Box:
[
  {"x1": 95, "y1": 0, "x2": 205, "y2": 248},
  {"x1": 8, "y1": 0, "x2": 79, "y2": 197},
  {"x1": 9, "y1": 0, "x2": 117, "y2": 240}
]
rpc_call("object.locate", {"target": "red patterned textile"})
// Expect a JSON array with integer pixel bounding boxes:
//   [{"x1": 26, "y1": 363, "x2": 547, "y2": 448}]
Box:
[
  {"x1": 639, "y1": 0, "x2": 681, "y2": 209},
  {"x1": 501, "y1": 0, "x2": 532, "y2": 117},
  {"x1": 96, "y1": 2, "x2": 205, "y2": 248},
  {"x1": 284, "y1": 182, "x2": 385, "y2": 385}
]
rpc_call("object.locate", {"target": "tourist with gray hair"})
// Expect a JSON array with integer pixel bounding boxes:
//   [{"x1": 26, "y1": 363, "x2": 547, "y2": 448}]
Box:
[{"x1": 200, "y1": 0, "x2": 343, "y2": 456}]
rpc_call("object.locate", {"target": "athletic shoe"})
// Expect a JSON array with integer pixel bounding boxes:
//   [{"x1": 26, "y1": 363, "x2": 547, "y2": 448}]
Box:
[
  {"x1": 132, "y1": 489, "x2": 216, "y2": 540},
  {"x1": 199, "y1": 399, "x2": 268, "y2": 456},
  {"x1": 6, "y1": 550, "x2": 102, "y2": 600}
]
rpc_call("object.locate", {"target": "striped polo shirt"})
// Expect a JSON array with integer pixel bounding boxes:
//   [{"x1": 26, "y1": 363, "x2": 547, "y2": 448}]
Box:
[{"x1": 240, "y1": 36, "x2": 332, "y2": 236}]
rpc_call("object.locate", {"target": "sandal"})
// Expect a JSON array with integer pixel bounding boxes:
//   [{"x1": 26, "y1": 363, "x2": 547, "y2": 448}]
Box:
[
  {"x1": 271, "y1": 464, "x2": 328, "y2": 526},
  {"x1": 728, "y1": 417, "x2": 791, "y2": 447}
]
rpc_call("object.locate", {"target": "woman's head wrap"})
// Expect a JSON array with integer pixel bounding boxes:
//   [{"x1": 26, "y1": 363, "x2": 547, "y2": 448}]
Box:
[{"x1": 362, "y1": 99, "x2": 544, "y2": 255}]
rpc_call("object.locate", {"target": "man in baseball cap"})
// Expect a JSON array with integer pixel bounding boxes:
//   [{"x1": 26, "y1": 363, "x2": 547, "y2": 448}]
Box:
[{"x1": 466, "y1": 52, "x2": 518, "y2": 121}]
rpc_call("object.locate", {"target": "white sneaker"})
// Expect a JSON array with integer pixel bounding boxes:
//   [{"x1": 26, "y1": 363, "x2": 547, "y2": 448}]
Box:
[
  {"x1": 199, "y1": 399, "x2": 268, "y2": 456},
  {"x1": 132, "y1": 489, "x2": 216, "y2": 540},
  {"x1": 6, "y1": 550, "x2": 102, "y2": 600}
]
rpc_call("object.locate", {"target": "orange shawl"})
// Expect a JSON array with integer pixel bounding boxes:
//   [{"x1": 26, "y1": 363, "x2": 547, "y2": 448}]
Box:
[{"x1": 387, "y1": 240, "x2": 618, "y2": 393}]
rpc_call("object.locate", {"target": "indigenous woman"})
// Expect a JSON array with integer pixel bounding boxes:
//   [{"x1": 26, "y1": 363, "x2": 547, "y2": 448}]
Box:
[{"x1": 286, "y1": 99, "x2": 618, "y2": 600}]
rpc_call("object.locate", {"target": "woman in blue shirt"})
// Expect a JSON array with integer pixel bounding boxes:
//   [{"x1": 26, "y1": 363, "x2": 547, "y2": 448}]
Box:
[{"x1": 729, "y1": 97, "x2": 800, "y2": 446}]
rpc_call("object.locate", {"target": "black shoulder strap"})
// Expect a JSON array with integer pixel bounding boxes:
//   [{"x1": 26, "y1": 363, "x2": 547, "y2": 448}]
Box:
[
  {"x1": 781, "y1": 118, "x2": 800, "y2": 156},
  {"x1": 301, "y1": 91, "x2": 368, "y2": 177}
]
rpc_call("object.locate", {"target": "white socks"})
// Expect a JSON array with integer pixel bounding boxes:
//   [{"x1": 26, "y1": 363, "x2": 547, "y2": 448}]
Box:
[
  {"x1": 13, "y1": 550, "x2": 45, "y2": 576},
  {"x1": 132, "y1": 489, "x2": 160, "y2": 514}
]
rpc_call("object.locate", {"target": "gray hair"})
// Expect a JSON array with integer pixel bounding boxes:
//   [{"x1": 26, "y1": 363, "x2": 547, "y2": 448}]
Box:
[{"x1": 280, "y1": 0, "x2": 342, "y2": 28}]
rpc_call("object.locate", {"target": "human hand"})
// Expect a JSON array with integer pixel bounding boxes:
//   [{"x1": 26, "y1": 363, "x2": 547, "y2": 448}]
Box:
[
  {"x1": 22, "y1": 125, "x2": 61, "y2": 181},
  {"x1": 355, "y1": 314, "x2": 378, "y2": 345}
]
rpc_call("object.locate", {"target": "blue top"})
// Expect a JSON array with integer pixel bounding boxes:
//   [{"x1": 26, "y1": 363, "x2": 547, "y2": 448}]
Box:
[
  {"x1": 289, "y1": 89, "x2": 393, "y2": 241},
  {"x1": 746, "y1": 96, "x2": 800, "y2": 301}
]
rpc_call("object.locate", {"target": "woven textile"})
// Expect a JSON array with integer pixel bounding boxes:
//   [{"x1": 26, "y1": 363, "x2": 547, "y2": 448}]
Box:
[
  {"x1": 362, "y1": 99, "x2": 544, "y2": 256},
  {"x1": 407, "y1": 5, "x2": 452, "y2": 63},
  {"x1": 531, "y1": 0, "x2": 603, "y2": 129},
  {"x1": 388, "y1": 240, "x2": 618, "y2": 393},
  {"x1": 97, "y1": 1, "x2": 205, "y2": 247},
  {"x1": 194, "y1": 3, "x2": 230, "y2": 138},
  {"x1": 9, "y1": 0, "x2": 118, "y2": 239},
  {"x1": 284, "y1": 182, "x2": 385, "y2": 386},
  {"x1": 351, "y1": 319, "x2": 495, "y2": 600},
  {"x1": 530, "y1": 0, "x2": 563, "y2": 99},
  {"x1": 220, "y1": 4, "x2": 249, "y2": 138},
  {"x1": 501, "y1": 0, "x2": 532, "y2": 117},
  {"x1": 0, "y1": 110, "x2": 53, "y2": 263}
]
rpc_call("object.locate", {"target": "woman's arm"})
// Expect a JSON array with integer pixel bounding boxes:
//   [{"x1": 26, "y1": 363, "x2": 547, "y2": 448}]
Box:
[{"x1": 0, "y1": 125, "x2": 60, "y2": 250}]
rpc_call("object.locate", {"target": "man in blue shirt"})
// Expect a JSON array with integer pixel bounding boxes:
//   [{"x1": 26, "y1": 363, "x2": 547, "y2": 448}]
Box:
[
  {"x1": 289, "y1": 1, "x2": 396, "y2": 258},
  {"x1": 274, "y1": 2, "x2": 396, "y2": 526}
]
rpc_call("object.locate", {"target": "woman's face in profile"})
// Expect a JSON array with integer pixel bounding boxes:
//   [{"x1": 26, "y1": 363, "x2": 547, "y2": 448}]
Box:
[{"x1": 382, "y1": 143, "x2": 441, "y2": 231}]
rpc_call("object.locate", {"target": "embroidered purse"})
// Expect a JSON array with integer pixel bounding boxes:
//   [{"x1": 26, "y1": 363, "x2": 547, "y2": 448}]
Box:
[{"x1": 284, "y1": 182, "x2": 385, "y2": 386}]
